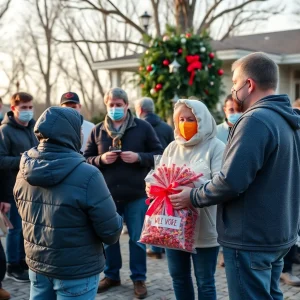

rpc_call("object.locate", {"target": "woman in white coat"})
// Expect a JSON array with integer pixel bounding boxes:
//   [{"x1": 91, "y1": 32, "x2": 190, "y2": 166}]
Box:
[{"x1": 162, "y1": 99, "x2": 225, "y2": 300}]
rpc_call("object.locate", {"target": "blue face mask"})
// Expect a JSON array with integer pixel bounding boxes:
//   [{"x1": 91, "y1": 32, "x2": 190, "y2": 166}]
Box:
[
  {"x1": 0, "y1": 112, "x2": 3, "y2": 119},
  {"x1": 228, "y1": 113, "x2": 242, "y2": 125},
  {"x1": 18, "y1": 110, "x2": 34, "y2": 123},
  {"x1": 108, "y1": 107, "x2": 125, "y2": 121}
]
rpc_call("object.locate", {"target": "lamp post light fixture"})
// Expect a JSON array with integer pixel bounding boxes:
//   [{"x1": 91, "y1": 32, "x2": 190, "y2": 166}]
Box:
[{"x1": 140, "y1": 11, "x2": 151, "y2": 32}]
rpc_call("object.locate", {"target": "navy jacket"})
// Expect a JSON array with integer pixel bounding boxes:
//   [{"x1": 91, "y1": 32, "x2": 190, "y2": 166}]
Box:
[
  {"x1": 0, "y1": 112, "x2": 38, "y2": 203},
  {"x1": 142, "y1": 113, "x2": 174, "y2": 149},
  {"x1": 191, "y1": 95, "x2": 300, "y2": 251},
  {"x1": 84, "y1": 116, "x2": 163, "y2": 202},
  {"x1": 14, "y1": 107, "x2": 122, "y2": 279}
]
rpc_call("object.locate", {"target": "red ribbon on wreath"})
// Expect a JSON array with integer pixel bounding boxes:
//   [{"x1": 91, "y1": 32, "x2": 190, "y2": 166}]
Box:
[
  {"x1": 146, "y1": 184, "x2": 179, "y2": 217},
  {"x1": 186, "y1": 55, "x2": 202, "y2": 86}
]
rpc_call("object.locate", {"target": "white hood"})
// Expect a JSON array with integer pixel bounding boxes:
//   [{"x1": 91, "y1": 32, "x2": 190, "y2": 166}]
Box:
[{"x1": 173, "y1": 99, "x2": 217, "y2": 147}]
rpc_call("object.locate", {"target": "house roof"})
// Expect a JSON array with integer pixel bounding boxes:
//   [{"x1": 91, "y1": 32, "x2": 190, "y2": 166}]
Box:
[
  {"x1": 210, "y1": 29, "x2": 300, "y2": 55},
  {"x1": 92, "y1": 29, "x2": 300, "y2": 70}
]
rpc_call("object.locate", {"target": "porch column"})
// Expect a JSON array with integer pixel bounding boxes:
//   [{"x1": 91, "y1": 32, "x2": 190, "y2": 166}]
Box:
[{"x1": 110, "y1": 70, "x2": 121, "y2": 87}]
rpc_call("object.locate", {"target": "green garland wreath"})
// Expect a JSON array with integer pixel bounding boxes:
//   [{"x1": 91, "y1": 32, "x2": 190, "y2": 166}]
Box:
[{"x1": 138, "y1": 27, "x2": 224, "y2": 120}]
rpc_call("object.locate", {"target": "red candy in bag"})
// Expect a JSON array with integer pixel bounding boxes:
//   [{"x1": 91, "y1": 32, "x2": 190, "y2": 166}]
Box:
[{"x1": 139, "y1": 160, "x2": 203, "y2": 253}]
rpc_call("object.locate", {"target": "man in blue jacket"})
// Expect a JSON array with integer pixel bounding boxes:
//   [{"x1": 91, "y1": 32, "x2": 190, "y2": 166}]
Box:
[
  {"x1": 14, "y1": 107, "x2": 123, "y2": 299},
  {"x1": 170, "y1": 52, "x2": 300, "y2": 300},
  {"x1": 85, "y1": 87, "x2": 163, "y2": 299}
]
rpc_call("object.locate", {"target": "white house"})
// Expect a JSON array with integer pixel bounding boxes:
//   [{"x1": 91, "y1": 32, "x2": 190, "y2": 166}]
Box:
[{"x1": 92, "y1": 29, "x2": 300, "y2": 105}]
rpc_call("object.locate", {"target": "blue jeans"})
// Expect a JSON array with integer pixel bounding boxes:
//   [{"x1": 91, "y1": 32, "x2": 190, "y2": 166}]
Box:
[
  {"x1": 104, "y1": 198, "x2": 147, "y2": 281},
  {"x1": 6, "y1": 200, "x2": 25, "y2": 264},
  {"x1": 223, "y1": 247, "x2": 290, "y2": 300},
  {"x1": 29, "y1": 270, "x2": 100, "y2": 300},
  {"x1": 166, "y1": 247, "x2": 219, "y2": 300}
]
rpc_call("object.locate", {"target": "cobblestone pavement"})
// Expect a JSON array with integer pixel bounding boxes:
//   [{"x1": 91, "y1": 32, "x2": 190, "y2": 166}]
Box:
[{"x1": 2, "y1": 235, "x2": 300, "y2": 300}]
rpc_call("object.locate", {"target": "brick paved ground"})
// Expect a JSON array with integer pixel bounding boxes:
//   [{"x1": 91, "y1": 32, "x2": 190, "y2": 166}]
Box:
[{"x1": 2, "y1": 235, "x2": 300, "y2": 300}]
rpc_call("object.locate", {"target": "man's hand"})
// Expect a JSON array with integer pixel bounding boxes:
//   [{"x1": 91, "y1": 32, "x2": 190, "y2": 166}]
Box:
[
  {"x1": 100, "y1": 152, "x2": 118, "y2": 164},
  {"x1": 169, "y1": 186, "x2": 193, "y2": 209},
  {"x1": 120, "y1": 151, "x2": 139, "y2": 163},
  {"x1": 0, "y1": 202, "x2": 11, "y2": 214}
]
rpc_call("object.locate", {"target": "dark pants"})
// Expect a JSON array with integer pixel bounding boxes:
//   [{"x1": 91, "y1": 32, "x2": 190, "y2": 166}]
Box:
[
  {"x1": 0, "y1": 240, "x2": 6, "y2": 288},
  {"x1": 166, "y1": 247, "x2": 219, "y2": 300},
  {"x1": 223, "y1": 247, "x2": 289, "y2": 300},
  {"x1": 104, "y1": 198, "x2": 148, "y2": 281},
  {"x1": 6, "y1": 200, "x2": 25, "y2": 264},
  {"x1": 282, "y1": 245, "x2": 298, "y2": 273}
]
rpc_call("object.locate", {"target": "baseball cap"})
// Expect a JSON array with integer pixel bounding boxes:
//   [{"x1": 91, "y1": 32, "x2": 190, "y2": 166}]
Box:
[{"x1": 60, "y1": 92, "x2": 80, "y2": 105}]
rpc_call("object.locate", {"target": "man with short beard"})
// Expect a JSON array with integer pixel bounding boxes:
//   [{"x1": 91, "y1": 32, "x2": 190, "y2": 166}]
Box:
[{"x1": 170, "y1": 52, "x2": 300, "y2": 300}]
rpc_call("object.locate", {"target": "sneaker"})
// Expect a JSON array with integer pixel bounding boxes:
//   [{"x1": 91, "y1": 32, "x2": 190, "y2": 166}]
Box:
[
  {"x1": 133, "y1": 281, "x2": 147, "y2": 299},
  {"x1": 280, "y1": 272, "x2": 300, "y2": 286},
  {"x1": 97, "y1": 277, "x2": 121, "y2": 293},
  {"x1": 122, "y1": 224, "x2": 128, "y2": 235},
  {"x1": 146, "y1": 249, "x2": 163, "y2": 259},
  {"x1": 0, "y1": 288, "x2": 10, "y2": 300},
  {"x1": 6, "y1": 264, "x2": 30, "y2": 283}
]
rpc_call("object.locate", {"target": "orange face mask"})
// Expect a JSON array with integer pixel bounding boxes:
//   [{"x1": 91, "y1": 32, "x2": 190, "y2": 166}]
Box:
[{"x1": 179, "y1": 121, "x2": 198, "y2": 141}]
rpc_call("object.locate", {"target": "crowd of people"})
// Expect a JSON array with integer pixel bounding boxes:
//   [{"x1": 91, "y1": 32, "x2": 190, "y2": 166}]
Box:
[{"x1": 0, "y1": 51, "x2": 299, "y2": 300}]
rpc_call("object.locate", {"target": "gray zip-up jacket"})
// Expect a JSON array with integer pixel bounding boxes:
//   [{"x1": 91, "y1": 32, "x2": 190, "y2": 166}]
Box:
[{"x1": 191, "y1": 94, "x2": 300, "y2": 251}]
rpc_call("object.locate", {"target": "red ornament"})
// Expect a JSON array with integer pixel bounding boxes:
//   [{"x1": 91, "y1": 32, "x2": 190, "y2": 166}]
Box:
[
  {"x1": 163, "y1": 59, "x2": 170, "y2": 66},
  {"x1": 139, "y1": 66, "x2": 144, "y2": 71},
  {"x1": 155, "y1": 83, "x2": 163, "y2": 90},
  {"x1": 146, "y1": 65, "x2": 153, "y2": 72},
  {"x1": 186, "y1": 55, "x2": 202, "y2": 86},
  {"x1": 209, "y1": 52, "x2": 215, "y2": 59},
  {"x1": 205, "y1": 89, "x2": 209, "y2": 95},
  {"x1": 185, "y1": 33, "x2": 191, "y2": 38},
  {"x1": 217, "y1": 69, "x2": 224, "y2": 76},
  {"x1": 208, "y1": 64, "x2": 212, "y2": 69},
  {"x1": 178, "y1": 48, "x2": 183, "y2": 54}
]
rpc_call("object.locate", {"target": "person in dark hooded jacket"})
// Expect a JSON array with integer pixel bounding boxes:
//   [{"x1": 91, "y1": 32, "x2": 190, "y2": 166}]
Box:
[
  {"x1": 14, "y1": 107, "x2": 123, "y2": 300},
  {"x1": 135, "y1": 97, "x2": 174, "y2": 149},
  {"x1": 170, "y1": 52, "x2": 300, "y2": 300}
]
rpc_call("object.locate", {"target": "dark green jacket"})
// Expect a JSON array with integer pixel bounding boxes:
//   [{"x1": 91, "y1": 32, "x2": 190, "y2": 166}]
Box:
[{"x1": 14, "y1": 107, "x2": 122, "y2": 279}]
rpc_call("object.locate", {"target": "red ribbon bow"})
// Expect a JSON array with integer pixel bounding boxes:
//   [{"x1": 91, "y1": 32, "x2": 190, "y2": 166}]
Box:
[
  {"x1": 186, "y1": 55, "x2": 202, "y2": 86},
  {"x1": 146, "y1": 183, "x2": 179, "y2": 217}
]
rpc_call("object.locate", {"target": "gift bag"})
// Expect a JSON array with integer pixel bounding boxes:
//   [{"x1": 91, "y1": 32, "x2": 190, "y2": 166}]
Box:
[{"x1": 139, "y1": 157, "x2": 203, "y2": 253}]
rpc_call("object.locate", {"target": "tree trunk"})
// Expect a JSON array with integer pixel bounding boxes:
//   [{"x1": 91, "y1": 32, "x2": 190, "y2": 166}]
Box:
[{"x1": 175, "y1": 0, "x2": 195, "y2": 32}]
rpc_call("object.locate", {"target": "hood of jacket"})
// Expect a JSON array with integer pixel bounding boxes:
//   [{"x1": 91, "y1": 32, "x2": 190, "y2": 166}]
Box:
[
  {"x1": 1, "y1": 111, "x2": 35, "y2": 129},
  {"x1": 245, "y1": 94, "x2": 300, "y2": 130},
  {"x1": 142, "y1": 112, "x2": 161, "y2": 126},
  {"x1": 19, "y1": 107, "x2": 85, "y2": 187},
  {"x1": 174, "y1": 99, "x2": 217, "y2": 147}
]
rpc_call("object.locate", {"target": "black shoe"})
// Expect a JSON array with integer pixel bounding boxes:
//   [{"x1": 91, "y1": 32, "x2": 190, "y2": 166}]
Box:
[
  {"x1": 20, "y1": 260, "x2": 29, "y2": 271},
  {"x1": 6, "y1": 264, "x2": 29, "y2": 283}
]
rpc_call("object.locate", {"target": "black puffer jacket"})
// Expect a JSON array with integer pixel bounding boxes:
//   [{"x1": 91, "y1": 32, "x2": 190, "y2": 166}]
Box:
[{"x1": 14, "y1": 107, "x2": 123, "y2": 279}]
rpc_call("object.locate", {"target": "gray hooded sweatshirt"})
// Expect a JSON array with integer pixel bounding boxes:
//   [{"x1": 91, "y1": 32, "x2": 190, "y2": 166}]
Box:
[{"x1": 191, "y1": 94, "x2": 300, "y2": 251}]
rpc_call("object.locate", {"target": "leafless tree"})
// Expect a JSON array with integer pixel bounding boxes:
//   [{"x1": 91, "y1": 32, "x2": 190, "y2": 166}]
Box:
[
  {"x1": 26, "y1": 0, "x2": 62, "y2": 109},
  {"x1": 0, "y1": 0, "x2": 11, "y2": 20}
]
